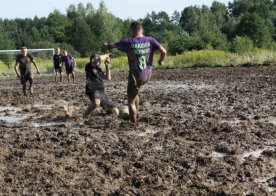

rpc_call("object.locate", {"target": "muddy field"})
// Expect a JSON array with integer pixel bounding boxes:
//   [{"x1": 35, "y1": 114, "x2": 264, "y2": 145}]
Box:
[{"x1": 0, "y1": 66, "x2": 275, "y2": 195}]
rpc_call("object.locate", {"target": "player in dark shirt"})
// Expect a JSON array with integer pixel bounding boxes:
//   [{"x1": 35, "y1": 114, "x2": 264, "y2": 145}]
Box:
[
  {"x1": 53, "y1": 48, "x2": 63, "y2": 82},
  {"x1": 83, "y1": 54, "x2": 119, "y2": 119},
  {"x1": 14, "y1": 47, "x2": 40, "y2": 96}
]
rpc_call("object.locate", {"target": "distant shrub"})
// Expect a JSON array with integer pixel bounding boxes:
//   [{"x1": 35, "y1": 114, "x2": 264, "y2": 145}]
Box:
[{"x1": 230, "y1": 36, "x2": 254, "y2": 53}]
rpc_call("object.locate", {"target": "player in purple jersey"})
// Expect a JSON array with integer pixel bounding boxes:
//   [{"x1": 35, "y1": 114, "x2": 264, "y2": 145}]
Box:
[
  {"x1": 14, "y1": 47, "x2": 40, "y2": 96},
  {"x1": 105, "y1": 21, "x2": 167, "y2": 125},
  {"x1": 62, "y1": 50, "x2": 76, "y2": 83}
]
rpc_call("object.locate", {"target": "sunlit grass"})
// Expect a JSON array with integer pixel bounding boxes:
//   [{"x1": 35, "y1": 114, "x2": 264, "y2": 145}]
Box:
[{"x1": 1, "y1": 49, "x2": 276, "y2": 77}]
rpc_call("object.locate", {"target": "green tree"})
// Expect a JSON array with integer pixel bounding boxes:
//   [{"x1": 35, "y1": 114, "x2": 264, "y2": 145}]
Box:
[
  {"x1": 230, "y1": 36, "x2": 254, "y2": 52},
  {"x1": 237, "y1": 12, "x2": 274, "y2": 47},
  {"x1": 47, "y1": 10, "x2": 70, "y2": 43},
  {"x1": 68, "y1": 17, "x2": 94, "y2": 57}
]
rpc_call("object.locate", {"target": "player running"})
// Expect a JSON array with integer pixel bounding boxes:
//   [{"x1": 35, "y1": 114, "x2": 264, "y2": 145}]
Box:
[{"x1": 14, "y1": 47, "x2": 40, "y2": 96}]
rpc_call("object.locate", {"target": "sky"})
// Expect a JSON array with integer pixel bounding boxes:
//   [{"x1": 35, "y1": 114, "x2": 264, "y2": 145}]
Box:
[{"x1": 0, "y1": 0, "x2": 231, "y2": 20}]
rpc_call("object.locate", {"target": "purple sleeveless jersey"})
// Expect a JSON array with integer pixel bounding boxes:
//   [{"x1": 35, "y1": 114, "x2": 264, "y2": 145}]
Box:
[{"x1": 115, "y1": 36, "x2": 161, "y2": 79}]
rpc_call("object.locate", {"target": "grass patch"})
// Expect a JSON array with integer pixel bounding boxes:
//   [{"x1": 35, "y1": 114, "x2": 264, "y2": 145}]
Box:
[{"x1": 1, "y1": 49, "x2": 276, "y2": 77}]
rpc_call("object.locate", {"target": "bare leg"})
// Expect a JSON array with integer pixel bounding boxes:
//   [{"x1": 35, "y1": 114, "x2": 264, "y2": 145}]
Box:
[
  {"x1": 29, "y1": 78, "x2": 33, "y2": 95},
  {"x1": 60, "y1": 72, "x2": 63, "y2": 82},
  {"x1": 54, "y1": 72, "x2": 57, "y2": 82},
  {"x1": 22, "y1": 83, "x2": 27, "y2": 96},
  {"x1": 83, "y1": 99, "x2": 101, "y2": 119},
  {"x1": 128, "y1": 95, "x2": 139, "y2": 124},
  {"x1": 72, "y1": 72, "x2": 75, "y2": 83},
  {"x1": 110, "y1": 107, "x2": 119, "y2": 116},
  {"x1": 83, "y1": 103, "x2": 96, "y2": 119},
  {"x1": 67, "y1": 74, "x2": 70, "y2": 83}
]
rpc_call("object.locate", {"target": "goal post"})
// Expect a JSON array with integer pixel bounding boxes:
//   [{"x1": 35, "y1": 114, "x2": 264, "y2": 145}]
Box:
[{"x1": 0, "y1": 48, "x2": 55, "y2": 74}]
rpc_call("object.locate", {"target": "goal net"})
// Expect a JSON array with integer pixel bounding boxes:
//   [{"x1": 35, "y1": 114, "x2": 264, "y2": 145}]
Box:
[{"x1": 0, "y1": 48, "x2": 55, "y2": 75}]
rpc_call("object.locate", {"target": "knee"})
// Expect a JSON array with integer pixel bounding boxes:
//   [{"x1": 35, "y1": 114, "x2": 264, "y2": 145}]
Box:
[
  {"x1": 111, "y1": 108, "x2": 120, "y2": 116},
  {"x1": 94, "y1": 99, "x2": 101, "y2": 107}
]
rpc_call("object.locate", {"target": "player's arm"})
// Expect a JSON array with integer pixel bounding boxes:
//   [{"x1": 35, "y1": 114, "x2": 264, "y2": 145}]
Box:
[
  {"x1": 14, "y1": 60, "x2": 20, "y2": 78},
  {"x1": 32, "y1": 59, "x2": 40, "y2": 74},
  {"x1": 72, "y1": 58, "x2": 76, "y2": 66},
  {"x1": 158, "y1": 45, "x2": 167, "y2": 66},
  {"x1": 104, "y1": 42, "x2": 117, "y2": 50},
  {"x1": 104, "y1": 60, "x2": 111, "y2": 81}
]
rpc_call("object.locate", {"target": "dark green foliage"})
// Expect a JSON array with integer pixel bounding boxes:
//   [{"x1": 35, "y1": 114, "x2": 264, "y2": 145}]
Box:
[
  {"x1": 0, "y1": 0, "x2": 276, "y2": 56},
  {"x1": 230, "y1": 36, "x2": 254, "y2": 53}
]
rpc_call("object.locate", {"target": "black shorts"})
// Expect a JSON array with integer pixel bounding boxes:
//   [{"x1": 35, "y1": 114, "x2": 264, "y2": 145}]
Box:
[
  {"x1": 20, "y1": 72, "x2": 33, "y2": 84},
  {"x1": 87, "y1": 91, "x2": 116, "y2": 112},
  {"x1": 127, "y1": 69, "x2": 152, "y2": 100},
  {"x1": 66, "y1": 66, "x2": 74, "y2": 74},
  {"x1": 54, "y1": 65, "x2": 62, "y2": 73}
]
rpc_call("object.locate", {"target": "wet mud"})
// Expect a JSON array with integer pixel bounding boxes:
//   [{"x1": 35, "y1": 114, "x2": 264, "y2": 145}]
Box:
[{"x1": 0, "y1": 66, "x2": 275, "y2": 195}]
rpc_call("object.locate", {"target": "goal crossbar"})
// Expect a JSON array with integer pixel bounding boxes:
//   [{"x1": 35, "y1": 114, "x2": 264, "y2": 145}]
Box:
[{"x1": 0, "y1": 48, "x2": 55, "y2": 56}]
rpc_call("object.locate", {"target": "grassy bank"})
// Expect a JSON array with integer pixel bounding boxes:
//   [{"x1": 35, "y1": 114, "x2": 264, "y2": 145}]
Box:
[{"x1": 1, "y1": 49, "x2": 276, "y2": 76}]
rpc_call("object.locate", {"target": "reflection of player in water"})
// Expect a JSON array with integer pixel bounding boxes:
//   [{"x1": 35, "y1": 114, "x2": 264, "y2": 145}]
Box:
[
  {"x1": 14, "y1": 46, "x2": 40, "y2": 96},
  {"x1": 105, "y1": 21, "x2": 167, "y2": 125}
]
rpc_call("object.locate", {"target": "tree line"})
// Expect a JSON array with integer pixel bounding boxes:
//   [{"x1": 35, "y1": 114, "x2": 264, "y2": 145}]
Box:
[{"x1": 0, "y1": 0, "x2": 276, "y2": 58}]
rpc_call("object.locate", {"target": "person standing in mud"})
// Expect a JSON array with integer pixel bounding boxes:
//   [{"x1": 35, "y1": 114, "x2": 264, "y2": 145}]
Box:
[
  {"x1": 104, "y1": 21, "x2": 167, "y2": 125},
  {"x1": 53, "y1": 48, "x2": 63, "y2": 83},
  {"x1": 14, "y1": 47, "x2": 40, "y2": 96},
  {"x1": 62, "y1": 50, "x2": 76, "y2": 83},
  {"x1": 83, "y1": 54, "x2": 119, "y2": 119}
]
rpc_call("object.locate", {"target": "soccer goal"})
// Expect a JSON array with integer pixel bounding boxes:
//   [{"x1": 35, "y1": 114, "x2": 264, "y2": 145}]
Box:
[{"x1": 0, "y1": 48, "x2": 55, "y2": 73}]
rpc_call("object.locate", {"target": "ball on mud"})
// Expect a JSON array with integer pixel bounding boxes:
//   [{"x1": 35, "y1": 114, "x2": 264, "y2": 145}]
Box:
[{"x1": 120, "y1": 105, "x2": 129, "y2": 120}]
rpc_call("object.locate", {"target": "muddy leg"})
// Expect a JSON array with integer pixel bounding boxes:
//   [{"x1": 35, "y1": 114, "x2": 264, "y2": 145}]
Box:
[
  {"x1": 60, "y1": 72, "x2": 63, "y2": 82},
  {"x1": 22, "y1": 83, "x2": 27, "y2": 96},
  {"x1": 72, "y1": 72, "x2": 75, "y2": 83},
  {"x1": 83, "y1": 99, "x2": 101, "y2": 119},
  {"x1": 128, "y1": 95, "x2": 138, "y2": 125},
  {"x1": 29, "y1": 77, "x2": 33, "y2": 95}
]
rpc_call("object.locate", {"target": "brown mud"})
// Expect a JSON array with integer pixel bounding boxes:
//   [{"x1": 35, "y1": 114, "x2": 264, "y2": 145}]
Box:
[{"x1": 0, "y1": 66, "x2": 275, "y2": 195}]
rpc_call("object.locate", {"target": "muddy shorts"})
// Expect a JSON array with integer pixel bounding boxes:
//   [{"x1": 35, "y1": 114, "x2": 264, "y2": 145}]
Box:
[
  {"x1": 54, "y1": 65, "x2": 62, "y2": 73},
  {"x1": 66, "y1": 66, "x2": 74, "y2": 74},
  {"x1": 20, "y1": 72, "x2": 33, "y2": 84},
  {"x1": 87, "y1": 91, "x2": 116, "y2": 112},
  {"x1": 127, "y1": 69, "x2": 152, "y2": 99}
]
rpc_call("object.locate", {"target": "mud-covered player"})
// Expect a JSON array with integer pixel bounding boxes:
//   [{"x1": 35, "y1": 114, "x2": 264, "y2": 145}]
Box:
[
  {"x1": 83, "y1": 54, "x2": 119, "y2": 119},
  {"x1": 14, "y1": 47, "x2": 40, "y2": 96},
  {"x1": 53, "y1": 47, "x2": 63, "y2": 82}
]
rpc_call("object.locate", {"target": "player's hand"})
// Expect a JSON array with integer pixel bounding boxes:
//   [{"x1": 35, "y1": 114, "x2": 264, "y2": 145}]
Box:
[
  {"x1": 103, "y1": 43, "x2": 109, "y2": 48},
  {"x1": 105, "y1": 60, "x2": 111, "y2": 67},
  {"x1": 158, "y1": 59, "x2": 164, "y2": 66},
  {"x1": 103, "y1": 43, "x2": 112, "y2": 50}
]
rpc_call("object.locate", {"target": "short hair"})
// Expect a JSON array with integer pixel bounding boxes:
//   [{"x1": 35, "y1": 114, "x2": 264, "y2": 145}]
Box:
[
  {"x1": 90, "y1": 54, "x2": 100, "y2": 62},
  {"x1": 130, "y1": 21, "x2": 143, "y2": 33},
  {"x1": 21, "y1": 46, "x2": 27, "y2": 50}
]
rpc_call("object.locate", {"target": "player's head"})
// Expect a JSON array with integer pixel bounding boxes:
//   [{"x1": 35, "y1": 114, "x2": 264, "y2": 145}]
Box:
[
  {"x1": 130, "y1": 21, "x2": 143, "y2": 37},
  {"x1": 55, "y1": 48, "x2": 60, "y2": 54},
  {"x1": 63, "y1": 50, "x2": 68, "y2": 55},
  {"x1": 21, "y1": 46, "x2": 28, "y2": 56},
  {"x1": 90, "y1": 54, "x2": 101, "y2": 67}
]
